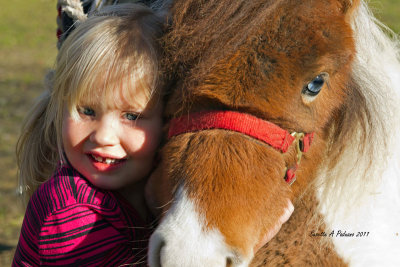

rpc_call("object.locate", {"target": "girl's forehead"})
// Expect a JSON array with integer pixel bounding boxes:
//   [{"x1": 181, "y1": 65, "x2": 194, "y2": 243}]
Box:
[
  {"x1": 69, "y1": 55, "x2": 157, "y2": 112},
  {"x1": 78, "y1": 83, "x2": 150, "y2": 110}
]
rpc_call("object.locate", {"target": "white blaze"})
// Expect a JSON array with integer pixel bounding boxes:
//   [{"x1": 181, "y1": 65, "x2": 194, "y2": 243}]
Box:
[{"x1": 148, "y1": 187, "x2": 250, "y2": 267}]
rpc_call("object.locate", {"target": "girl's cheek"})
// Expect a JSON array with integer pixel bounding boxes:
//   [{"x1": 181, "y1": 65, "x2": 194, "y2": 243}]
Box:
[{"x1": 125, "y1": 128, "x2": 159, "y2": 156}]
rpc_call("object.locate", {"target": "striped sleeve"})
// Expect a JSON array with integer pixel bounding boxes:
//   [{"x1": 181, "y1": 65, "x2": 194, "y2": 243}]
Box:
[{"x1": 13, "y1": 165, "x2": 149, "y2": 266}]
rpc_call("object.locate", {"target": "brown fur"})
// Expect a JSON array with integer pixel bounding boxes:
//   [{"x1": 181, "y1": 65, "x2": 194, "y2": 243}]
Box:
[{"x1": 155, "y1": 0, "x2": 372, "y2": 264}]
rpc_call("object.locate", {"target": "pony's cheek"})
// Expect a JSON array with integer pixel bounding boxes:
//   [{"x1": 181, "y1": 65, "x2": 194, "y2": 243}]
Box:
[{"x1": 254, "y1": 200, "x2": 294, "y2": 251}]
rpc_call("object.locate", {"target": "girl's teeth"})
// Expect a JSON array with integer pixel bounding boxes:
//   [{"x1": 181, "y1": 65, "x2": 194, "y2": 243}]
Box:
[
  {"x1": 91, "y1": 155, "x2": 120, "y2": 164},
  {"x1": 93, "y1": 155, "x2": 103, "y2": 162}
]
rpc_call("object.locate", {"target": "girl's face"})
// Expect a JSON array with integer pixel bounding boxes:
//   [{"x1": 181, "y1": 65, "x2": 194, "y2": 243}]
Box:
[{"x1": 62, "y1": 88, "x2": 163, "y2": 190}]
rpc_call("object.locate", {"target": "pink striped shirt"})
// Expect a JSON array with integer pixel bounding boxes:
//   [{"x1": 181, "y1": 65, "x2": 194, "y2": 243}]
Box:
[{"x1": 13, "y1": 163, "x2": 152, "y2": 266}]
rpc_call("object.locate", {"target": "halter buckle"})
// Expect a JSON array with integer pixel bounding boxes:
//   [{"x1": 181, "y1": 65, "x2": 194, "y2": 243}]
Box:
[{"x1": 291, "y1": 132, "x2": 305, "y2": 165}]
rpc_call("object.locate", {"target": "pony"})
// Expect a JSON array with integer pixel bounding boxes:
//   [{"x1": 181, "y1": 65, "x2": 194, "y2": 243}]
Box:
[{"x1": 147, "y1": 0, "x2": 400, "y2": 266}]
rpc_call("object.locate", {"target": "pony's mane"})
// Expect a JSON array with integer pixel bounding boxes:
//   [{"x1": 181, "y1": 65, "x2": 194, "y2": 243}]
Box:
[{"x1": 315, "y1": 1, "x2": 400, "y2": 220}]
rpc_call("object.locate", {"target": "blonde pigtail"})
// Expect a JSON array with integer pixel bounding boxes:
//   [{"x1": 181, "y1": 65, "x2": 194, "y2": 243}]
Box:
[{"x1": 16, "y1": 73, "x2": 59, "y2": 205}]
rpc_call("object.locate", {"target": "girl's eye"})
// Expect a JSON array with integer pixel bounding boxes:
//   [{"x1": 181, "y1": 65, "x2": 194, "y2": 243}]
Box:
[
  {"x1": 302, "y1": 74, "x2": 326, "y2": 96},
  {"x1": 79, "y1": 107, "x2": 95, "y2": 116},
  {"x1": 125, "y1": 112, "x2": 139, "y2": 121}
]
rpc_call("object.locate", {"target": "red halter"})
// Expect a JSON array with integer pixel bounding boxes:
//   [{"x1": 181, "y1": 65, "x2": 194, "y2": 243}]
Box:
[{"x1": 168, "y1": 111, "x2": 314, "y2": 185}]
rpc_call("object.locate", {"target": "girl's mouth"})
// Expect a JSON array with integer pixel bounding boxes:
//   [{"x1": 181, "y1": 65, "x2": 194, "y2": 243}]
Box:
[{"x1": 87, "y1": 153, "x2": 127, "y2": 171}]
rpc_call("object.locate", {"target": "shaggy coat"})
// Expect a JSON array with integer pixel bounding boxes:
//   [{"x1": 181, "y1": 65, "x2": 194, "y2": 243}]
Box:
[{"x1": 148, "y1": 0, "x2": 400, "y2": 266}]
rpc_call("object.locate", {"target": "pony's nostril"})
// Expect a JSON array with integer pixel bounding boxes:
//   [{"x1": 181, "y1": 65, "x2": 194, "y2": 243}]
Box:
[
  {"x1": 148, "y1": 233, "x2": 165, "y2": 267},
  {"x1": 156, "y1": 242, "x2": 165, "y2": 267},
  {"x1": 226, "y1": 257, "x2": 233, "y2": 267},
  {"x1": 155, "y1": 241, "x2": 165, "y2": 267}
]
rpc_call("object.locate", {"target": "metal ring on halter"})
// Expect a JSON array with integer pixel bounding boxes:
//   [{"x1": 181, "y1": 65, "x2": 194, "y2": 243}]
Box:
[{"x1": 291, "y1": 132, "x2": 305, "y2": 165}]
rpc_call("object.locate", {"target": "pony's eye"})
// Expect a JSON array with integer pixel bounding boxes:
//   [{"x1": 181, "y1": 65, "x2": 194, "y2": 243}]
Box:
[{"x1": 303, "y1": 75, "x2": 326, "y2": 96}]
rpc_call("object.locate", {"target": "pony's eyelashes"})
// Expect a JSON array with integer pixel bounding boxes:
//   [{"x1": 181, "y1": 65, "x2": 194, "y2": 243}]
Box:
[{"x1": 301, "y1": 73, "x2": 329, "y2": 102}]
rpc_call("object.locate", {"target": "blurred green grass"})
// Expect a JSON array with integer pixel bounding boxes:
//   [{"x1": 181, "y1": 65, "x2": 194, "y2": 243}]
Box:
[
  {"x1": 370, "y1": 0, "x2": 400, "y2": 33},
  {"x1": 0, "y1": 0, "x2": 398, "y2": 266},
  {"x1": 0, "y1": 0, "x2": 57, "y2": 265}
]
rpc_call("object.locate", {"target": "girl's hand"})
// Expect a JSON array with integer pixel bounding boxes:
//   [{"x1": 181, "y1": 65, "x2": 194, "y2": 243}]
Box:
[{"x1": 254, "y1": 200, "x2": 294, "y2": 251}]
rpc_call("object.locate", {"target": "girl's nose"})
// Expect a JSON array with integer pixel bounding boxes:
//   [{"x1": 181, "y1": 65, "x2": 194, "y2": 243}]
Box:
[{"x1": 89, "y1": 118, "x2": 119, "y2": 146}]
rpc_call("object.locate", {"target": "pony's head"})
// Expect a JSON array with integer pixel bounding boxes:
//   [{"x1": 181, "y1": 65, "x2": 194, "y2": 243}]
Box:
[{"x1": 149, "y1": 0, "x2": 365, "y2": 266}]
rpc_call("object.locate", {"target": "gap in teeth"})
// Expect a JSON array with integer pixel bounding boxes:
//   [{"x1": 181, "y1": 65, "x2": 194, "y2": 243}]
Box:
[{"x1": 91, "y1": 154, "x2": 120, "y2": 164}]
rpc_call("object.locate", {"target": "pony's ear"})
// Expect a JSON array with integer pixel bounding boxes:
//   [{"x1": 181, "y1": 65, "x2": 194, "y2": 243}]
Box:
[{"x1": 337, "y1": 0, "x2": 360, "y2": 15}]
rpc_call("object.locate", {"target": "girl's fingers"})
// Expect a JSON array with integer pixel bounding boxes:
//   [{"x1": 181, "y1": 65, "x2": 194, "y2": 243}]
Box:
[{"x1": 254, "y1": 200, "x2": 294, "y2": 251}]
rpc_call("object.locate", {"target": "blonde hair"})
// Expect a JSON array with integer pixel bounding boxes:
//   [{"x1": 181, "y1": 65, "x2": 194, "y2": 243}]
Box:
[{"x1": 16, "y1": 3, "x2": 164, "y2": 204}]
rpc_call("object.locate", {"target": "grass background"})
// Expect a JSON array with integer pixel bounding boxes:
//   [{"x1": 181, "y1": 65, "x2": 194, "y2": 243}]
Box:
[
  {"x1": 0, "y1": 0, "x2": 398, "y2": 265},
  {"x1": 0, "y1": 0, "x2": 57, "y2": 265}
]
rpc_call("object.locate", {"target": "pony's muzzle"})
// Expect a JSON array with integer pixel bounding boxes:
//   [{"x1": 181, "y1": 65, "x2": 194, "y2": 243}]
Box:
[
  {"x1": 147, "y1": 187, "x2": 251, "y2": 267},
  {"x1": 148, "y1": 231, "x2": 243, "y2": 267}
]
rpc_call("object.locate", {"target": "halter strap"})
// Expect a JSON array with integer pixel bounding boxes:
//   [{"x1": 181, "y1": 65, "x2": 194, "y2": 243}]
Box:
[{"x1": 168, "y1": 111, "x2": 314, "y2": 185}]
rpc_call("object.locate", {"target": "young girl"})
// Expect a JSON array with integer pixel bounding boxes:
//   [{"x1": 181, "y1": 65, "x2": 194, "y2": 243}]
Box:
[{"x1": 13, "y1": 4, "x2": 164, "y2": 266}]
